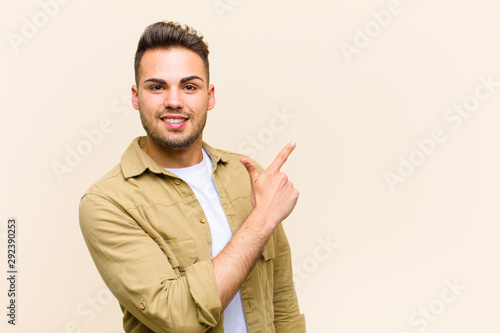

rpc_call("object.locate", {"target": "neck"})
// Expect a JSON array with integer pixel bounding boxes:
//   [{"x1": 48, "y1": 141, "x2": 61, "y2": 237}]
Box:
[{"x1": 142, "y1": 136, "x2": 204, "y2": 169}]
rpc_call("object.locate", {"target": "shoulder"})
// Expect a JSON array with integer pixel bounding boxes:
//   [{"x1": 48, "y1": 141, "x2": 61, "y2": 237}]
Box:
[
  {"x1": 214, "y1": 147, "x2": 248, "y2": 162},
  {"x1": 80, "y1": 163, "x2": 126, "y2": 202}
]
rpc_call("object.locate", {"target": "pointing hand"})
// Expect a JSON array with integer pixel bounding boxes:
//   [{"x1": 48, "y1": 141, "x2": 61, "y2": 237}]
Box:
[{"x1": 240, "y1": 142, "x2": 299, "y2": 227}]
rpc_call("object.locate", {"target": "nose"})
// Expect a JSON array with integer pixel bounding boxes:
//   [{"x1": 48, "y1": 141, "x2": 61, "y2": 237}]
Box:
[{"x1": 164, "y1": 87, "x2": 183, "y2": 110}]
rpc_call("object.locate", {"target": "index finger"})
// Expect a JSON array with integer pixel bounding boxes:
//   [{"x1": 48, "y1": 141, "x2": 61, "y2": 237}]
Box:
[{"x1": 268, "y1": 142, "x2": 296, "y2": 172}]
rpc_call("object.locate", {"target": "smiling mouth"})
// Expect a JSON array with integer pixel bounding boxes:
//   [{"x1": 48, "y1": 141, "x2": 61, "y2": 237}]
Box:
[{"x1": 162, "y1": 118, "x2": 187, "y2": 124}]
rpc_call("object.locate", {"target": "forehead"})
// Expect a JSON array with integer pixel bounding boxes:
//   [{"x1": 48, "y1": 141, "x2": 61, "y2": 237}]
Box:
[{"x1": 138, "y1": 47, "x2": 206, "y2": 83}]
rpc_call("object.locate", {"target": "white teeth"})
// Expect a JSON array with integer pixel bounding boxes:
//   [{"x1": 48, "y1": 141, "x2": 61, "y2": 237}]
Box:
[{"x1": 163, "y1": 118, "x2": 186, "y2": 123}]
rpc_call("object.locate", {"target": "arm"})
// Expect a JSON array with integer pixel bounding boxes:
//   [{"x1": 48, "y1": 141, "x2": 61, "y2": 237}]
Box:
[
  {"x1": 79, "y1": 193, "x2": 221, "y2": 333},
  {"x1": 212, "y1": 142, "x2": 300, "y2": 310}
]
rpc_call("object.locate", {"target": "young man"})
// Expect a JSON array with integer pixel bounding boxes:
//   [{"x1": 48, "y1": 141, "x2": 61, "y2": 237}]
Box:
[{"x1": 79, "y1": 21, "x2": 305, "y2": 333}]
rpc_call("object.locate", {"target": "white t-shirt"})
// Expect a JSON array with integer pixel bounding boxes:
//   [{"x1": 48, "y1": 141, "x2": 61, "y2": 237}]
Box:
[{"x1": 165, "y1": 148, "x2": 249, "y2": 333}]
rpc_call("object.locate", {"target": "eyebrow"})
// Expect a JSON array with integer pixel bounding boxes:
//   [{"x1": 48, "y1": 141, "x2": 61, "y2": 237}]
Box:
[
  {"x1": 180, "y1": 75, "x2": 203, "y2": 84},
  {"x1": 143, "y1": 75, "x2": 204, "y2": 85},
  {"x1": 144, "y1": 78, "x2": 167, "y2": 85}
]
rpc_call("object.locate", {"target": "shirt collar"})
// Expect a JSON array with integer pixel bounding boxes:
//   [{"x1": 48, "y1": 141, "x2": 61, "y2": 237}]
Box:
[{"x1": 121, "y1": 136, "x2": 229, "y2": 179}]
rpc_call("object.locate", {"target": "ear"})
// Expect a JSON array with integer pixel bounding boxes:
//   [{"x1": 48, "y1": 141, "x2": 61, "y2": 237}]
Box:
[
  {"x1": 207, "y1": 84, "x2": 216, "y2": 111},
  {"x1": 131, "y1": 85, "x2": 140, "y2": 110}
]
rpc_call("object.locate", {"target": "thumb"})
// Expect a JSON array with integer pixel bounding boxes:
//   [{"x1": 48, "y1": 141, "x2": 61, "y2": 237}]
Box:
[{"x1": 240, "y1": 158, "x2": 260, "y2": 184}]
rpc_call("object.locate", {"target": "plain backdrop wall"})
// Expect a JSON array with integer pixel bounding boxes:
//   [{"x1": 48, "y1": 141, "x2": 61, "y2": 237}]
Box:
[{"x1": 2, "y1": 0, "x2": 500, "y2": 332}]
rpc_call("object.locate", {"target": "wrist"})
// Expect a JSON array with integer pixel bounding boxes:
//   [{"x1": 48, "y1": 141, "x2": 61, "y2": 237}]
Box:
[{"x1": 242, "y1": 207, "x2": 277, "y2": 236}]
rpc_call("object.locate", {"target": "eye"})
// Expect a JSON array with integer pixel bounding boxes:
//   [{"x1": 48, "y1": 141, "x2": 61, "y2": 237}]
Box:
[
  {"x1": 184, "y1": 84, "x2": 197, "y2": 91},
  {"x1": 150, "y1": 84, "x2": 163, "y2": 91}
]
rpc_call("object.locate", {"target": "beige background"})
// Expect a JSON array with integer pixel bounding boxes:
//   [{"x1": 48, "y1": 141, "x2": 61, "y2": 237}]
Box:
[{"x1": 2, "y1": 0, "x2": 500, "y2": 332}]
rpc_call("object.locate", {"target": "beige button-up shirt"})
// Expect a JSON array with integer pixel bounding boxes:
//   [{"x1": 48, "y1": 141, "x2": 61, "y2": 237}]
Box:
[{"x1": 79, "y1": 137, "x2": 305, "y2": 333}]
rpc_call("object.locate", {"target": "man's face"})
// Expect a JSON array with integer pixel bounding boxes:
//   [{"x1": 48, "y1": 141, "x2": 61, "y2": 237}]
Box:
[{"x1": 132, "y1": 47, "x2": 215, "y2": 150}]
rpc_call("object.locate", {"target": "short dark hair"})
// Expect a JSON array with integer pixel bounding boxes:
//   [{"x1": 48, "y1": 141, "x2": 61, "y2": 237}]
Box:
[{"x1": 134, "y1": 21, "x2": 210, "y2": 84}]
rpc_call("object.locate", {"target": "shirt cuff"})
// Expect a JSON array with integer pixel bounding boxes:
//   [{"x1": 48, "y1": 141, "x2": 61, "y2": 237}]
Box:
[
  {"x1": 185, "y1": 260, "x2": 222, "y2": 327},
  {"x1": 275, "y1": 314, "x2": 306, "y2": 333}
]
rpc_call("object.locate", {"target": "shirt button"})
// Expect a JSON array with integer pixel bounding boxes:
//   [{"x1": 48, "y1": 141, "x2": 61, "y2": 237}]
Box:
[
  {"x1": 200, "y1": 217, "x2": 206, "y2": 223},
  {"x1": 174, "y1": 179, "x2": 181, "y2": 185},
  {"x1": 139, "y1": 300, "x2": 146, "y2": 310}
]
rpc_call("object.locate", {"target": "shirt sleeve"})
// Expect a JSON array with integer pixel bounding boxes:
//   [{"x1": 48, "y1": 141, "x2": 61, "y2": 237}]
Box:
[
  {"x1": 272, "y1": 224, "x2": 306, "y2": 333},
  {"x1": 79, "y1": 192, "x2": 222, "y2": 333}
]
